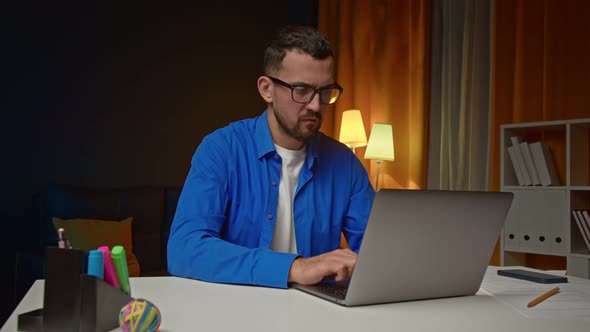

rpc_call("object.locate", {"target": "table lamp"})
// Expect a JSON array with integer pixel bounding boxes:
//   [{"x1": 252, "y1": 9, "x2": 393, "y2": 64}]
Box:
[
  {"x1": 339, "y1": 109, "x2": 367, "y2": 153},
  {"x1": 364, "y1": 123, "x2": 394, "y2": 191}
]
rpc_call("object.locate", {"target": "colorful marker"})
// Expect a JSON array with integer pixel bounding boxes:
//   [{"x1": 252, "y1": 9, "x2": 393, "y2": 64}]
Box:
[
  {"x1": 57, "y1": 228, "x2": 72, "y2": 249},
  {"x1": 97, "y1": 246, "x2": 120, "y2": 290},
  {"x1": 111, "y1": 245, "x2": 131, "y2": 295},
  {"x1": 87, "y1": 250, "x2": 104, "y2": 279}
]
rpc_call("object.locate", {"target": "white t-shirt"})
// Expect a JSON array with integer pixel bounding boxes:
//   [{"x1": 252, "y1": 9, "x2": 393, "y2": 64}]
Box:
[{"x1": 270, "y1": 144, "x2": 306, "y2": 254}]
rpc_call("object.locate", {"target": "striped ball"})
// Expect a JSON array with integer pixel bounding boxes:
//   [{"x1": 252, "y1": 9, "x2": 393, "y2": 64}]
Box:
[{"x1": 119, "y1": 298, "x2": 162, "y2": 332}]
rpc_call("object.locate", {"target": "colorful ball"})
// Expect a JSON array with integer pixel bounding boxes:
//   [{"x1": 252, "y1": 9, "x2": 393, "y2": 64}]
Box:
[{"x1": 119, "y1": 298, "x2": 162, "y2": 332}]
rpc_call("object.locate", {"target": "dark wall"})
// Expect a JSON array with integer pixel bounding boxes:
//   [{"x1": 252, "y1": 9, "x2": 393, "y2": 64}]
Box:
[{"x1": 1, "y1": 0, "x2": 317, "y2": 325}]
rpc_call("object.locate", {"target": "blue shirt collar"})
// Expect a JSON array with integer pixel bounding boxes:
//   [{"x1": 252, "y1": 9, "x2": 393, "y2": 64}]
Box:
[{"x1": 254, "y1": 109, "x2": 320, "y2": 168}]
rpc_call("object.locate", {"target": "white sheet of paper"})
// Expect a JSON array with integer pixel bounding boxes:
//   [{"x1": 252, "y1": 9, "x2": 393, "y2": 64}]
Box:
[{"x1": 481, "y1": 269, "x2": 590, "y2": 321}]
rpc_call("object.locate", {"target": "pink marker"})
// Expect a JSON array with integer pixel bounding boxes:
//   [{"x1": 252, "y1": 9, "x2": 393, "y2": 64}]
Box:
[{"x1": 98, "y1": 246, "x2": 120, "y2": 289}]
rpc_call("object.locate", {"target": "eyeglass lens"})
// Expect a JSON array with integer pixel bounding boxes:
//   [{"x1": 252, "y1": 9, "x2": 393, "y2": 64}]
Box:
[{"x1": 292, "y1": 86, "x2": 340, "y2": 104}]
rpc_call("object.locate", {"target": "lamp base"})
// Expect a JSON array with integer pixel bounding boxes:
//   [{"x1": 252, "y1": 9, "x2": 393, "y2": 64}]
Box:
[{"x1": 375, "y1": 160, "x2": 382, "y2": 191}]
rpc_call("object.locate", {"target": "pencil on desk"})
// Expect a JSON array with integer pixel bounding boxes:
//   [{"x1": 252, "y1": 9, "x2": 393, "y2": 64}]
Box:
[{"x1": 527, "y1": 287, "x2": 560, "y2": 308}]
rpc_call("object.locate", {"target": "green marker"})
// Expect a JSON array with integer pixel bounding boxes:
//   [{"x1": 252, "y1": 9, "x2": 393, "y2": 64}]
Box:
[{"x1": 111, "y1": 245, "x2": 131, "y2": 295}]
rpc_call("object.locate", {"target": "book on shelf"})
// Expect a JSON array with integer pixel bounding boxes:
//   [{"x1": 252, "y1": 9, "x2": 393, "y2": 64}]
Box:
[
  {"x1": 572, "y1": 210, "x2": 590, "y2": 251},
  {"x1": 582, "y1": 211, "x2": 590, "y2": 237},
  {"x1": 518, "y1": 141, "x2": 541, "y2": 185},
  {"x1": 509, "y1": 136, "x2": 532, "y2": 185},
  {"x1": 529, "y1": 141, "x2": 561, "y2": 186},
  {"x1": 507, "y1": 146, "x2": 526, "y2": 186}
]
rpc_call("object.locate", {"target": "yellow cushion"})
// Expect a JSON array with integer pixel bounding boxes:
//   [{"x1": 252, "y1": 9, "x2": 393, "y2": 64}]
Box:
[{"x1": 52, "y1": 217, "x2": 141, "y2": 277}]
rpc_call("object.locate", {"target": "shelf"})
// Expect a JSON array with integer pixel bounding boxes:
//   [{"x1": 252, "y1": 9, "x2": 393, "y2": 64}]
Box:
[
  {"x1": 503, "y1": 186, "x2": 567, "y2": 191},
  {"x1": 503, "y1": 186, "x2": 590, "y2": 191},
  {"x1": 570, "y1": 252, "x2": 590, "y2": 259},
  {"x1": 504, "y1": 248, "x2": 568, "y2": 257},
  {"x1": 500, "y1": 118, "x2": 590, "y2": 279},
  {"x1": 571, "y1": 186, "x2": 590, "y2": 191},
  {"x1": 501, "y1": 118, "x2": 590, "y2": 129}
]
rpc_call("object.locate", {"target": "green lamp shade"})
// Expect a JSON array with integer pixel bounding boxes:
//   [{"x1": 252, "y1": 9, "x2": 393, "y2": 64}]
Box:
[{"x1": 364, "y1": 123, "x2": 394, "y2": 161}]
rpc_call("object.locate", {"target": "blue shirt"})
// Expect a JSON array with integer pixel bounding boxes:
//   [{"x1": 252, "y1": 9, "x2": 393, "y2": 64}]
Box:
[{"x1": 167, "y1": 110, "x2": 375, "y2": 288}]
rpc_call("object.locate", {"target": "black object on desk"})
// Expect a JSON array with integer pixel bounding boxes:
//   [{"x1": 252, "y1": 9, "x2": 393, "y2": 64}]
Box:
[
  {"x1": 17, "y1": 247, "x2": 133, "y2": 332},
  {"x1": 497, "y1": 269, "x2": 568, "y2": 284}
]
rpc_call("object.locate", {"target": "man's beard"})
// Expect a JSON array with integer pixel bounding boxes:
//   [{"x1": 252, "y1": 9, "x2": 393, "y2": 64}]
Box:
[{"x1": 273, "y1": 107, "x2": 322, "y2": 143}]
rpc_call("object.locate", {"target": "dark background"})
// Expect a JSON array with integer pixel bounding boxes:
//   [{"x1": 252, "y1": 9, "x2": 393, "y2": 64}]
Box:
[{"x1": 0, "y1": 0, "x2": 318, "y2": 325}]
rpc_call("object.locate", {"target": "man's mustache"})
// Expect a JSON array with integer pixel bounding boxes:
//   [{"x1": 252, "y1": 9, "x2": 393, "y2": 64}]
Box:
[{"x1": 300, "y1": 112, "x2": 322, "y2": 121}]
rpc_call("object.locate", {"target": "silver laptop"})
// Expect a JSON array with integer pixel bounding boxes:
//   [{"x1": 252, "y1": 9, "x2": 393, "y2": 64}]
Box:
[{"x1": 291, "y1": 189, "x2": 514, "y2": 306}]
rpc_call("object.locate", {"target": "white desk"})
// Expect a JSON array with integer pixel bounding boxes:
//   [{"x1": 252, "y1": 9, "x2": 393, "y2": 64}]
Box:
[{"x1": 3, "y1": 266, "x2": 589, "y2": 332}]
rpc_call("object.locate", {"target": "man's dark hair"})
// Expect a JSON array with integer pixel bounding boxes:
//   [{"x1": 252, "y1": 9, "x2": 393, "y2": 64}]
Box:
[{"x1": 263, "y1": 25, "x2": 334, "y2": 75}]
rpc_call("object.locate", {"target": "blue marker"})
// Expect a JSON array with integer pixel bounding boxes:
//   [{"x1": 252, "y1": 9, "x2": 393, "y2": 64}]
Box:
[{"x1": 88, "y1": 250, "x2": 104, "y2": 279}]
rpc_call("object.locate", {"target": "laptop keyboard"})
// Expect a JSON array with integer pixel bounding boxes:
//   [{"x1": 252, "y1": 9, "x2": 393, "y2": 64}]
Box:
[{"x1": 313, "y1": 281, "x2": 349, "y2": 300}]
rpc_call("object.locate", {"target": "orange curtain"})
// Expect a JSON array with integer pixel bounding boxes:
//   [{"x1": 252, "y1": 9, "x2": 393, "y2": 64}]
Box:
[
  {"x1": 490, "y1": 0, "x2": 590, "y2": 268},
  {"x1": 318, "y1": 0, "x2": 431, "y2": 190}
]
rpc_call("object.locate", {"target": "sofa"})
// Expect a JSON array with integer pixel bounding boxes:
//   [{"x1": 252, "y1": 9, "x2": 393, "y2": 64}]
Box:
[{"x1": 14, "y1": 184, "x2": 181, "y2": 306}]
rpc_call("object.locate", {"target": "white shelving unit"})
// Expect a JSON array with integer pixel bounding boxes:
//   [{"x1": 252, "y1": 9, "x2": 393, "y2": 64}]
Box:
[{"x1": 500, "y1": 118, "x2": 590, "y2": 279}]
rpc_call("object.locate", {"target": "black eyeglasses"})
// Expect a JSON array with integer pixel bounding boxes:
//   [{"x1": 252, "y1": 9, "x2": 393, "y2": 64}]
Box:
[{"x1": 266, "y1": 76, "x2": 343, "y2": 105}]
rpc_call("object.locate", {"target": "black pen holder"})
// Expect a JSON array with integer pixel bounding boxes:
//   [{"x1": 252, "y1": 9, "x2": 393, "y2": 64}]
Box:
[{"x1": 17, "y1": 247, "x2": 133, "y2": 332}]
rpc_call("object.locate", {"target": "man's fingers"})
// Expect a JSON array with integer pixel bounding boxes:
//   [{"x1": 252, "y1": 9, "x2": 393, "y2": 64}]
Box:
[
  {"x1": 288, "y1": 249, "x2": 359, "y2": 285},
  {"x1": 317, "y1": 251, "x2": 356, "y2": 281},
  {"x1": 333, "y1": 265, "x2": 351, "y2": 281}
]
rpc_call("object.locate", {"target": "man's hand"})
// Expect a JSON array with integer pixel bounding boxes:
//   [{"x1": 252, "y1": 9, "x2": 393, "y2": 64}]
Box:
[{"x1": 288, "y1": 249, "x2": 357, "y2": 285}]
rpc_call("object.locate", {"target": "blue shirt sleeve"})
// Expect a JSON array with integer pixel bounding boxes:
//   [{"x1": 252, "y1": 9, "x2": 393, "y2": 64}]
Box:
[
  {"x1": 343, "y1": 154, "x2": 376, "y2": 252},
  {"x1": 167, "y1": 134, "x2": 299, "y2": 288}
]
